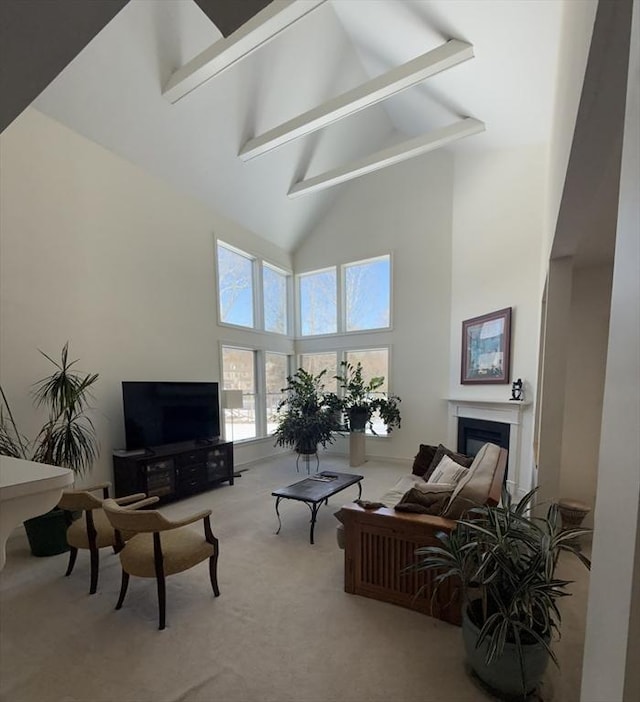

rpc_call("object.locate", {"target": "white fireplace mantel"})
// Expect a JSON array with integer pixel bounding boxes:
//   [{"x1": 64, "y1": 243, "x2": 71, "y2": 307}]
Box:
[{"x1": 446, "y1": 397, "x2": 532, "y2": 498}]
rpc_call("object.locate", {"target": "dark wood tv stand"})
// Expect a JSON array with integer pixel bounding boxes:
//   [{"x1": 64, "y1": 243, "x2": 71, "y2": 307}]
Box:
[{"x1": 112, "y1": 440, "x2": 234, "y2": 503}]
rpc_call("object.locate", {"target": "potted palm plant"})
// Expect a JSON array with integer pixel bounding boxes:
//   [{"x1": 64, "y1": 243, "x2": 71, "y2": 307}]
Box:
[
  {"x1": 334, "y1": 361, "x2": 401, "y2": 434},
  {"x1": 273, "y1": 368, "x2": 341, "y2": 458},
  {"x1": 407, "y1": 488, "x2": 590, "y2": 699},
  {"x1": 0, "y1": 343, "x2": 99, "y2": 556}
]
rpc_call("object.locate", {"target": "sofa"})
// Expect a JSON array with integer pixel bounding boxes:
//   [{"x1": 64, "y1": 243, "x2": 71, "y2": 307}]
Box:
[{"x1": 335, "y1": 442, "x2": 508, "y2": 625}]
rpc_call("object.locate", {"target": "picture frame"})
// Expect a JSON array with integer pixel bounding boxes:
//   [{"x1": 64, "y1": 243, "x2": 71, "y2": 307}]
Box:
[{"x1": 461, "y1": 307, "x2": 512, "y2": 385}]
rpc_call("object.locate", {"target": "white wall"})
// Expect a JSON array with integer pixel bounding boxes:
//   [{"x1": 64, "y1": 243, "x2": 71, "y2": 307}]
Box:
[
  {"x1": 293, "y1": 150, "x2": 454, "y2": 463},
  {"x1": 0, "y1": 108, "x2": 293, "y2": 484},
  {"x1": 545, "y1": 0, "x2": 598, "y2": 263},
  {"x1": 558, "y1": 263, "x2": 612, "y2": 524},
  {"x1": 582, "y1": 1, "x2": 640, "y2": 697},
  {"x1": 449, "y1": 145, "x2": 547, "y2": 495},
  {"x1": 536, "y1": 257, "x2": 573, "y2": 507}
]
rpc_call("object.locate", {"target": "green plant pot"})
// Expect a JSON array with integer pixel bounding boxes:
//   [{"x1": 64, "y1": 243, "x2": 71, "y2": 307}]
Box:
[
  {"x1": 462, "y1": 604, "x2": 550, "y2": 699},
  {"x1": 24, "y1": 508, "x2": 70, "y2": 557},
  {"x1": 348, "y1": 407, "x2": 369, "y2": 433}
]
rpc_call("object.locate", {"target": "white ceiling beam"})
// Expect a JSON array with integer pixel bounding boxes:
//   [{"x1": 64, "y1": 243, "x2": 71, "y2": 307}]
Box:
[
  {"x1": 288, "y1": 117, "x2": 485, "y2": 198},
  {"x1": 163, "y1": 0, "x2": 327, "y2": 104},
  {"x1": 240, "y1": 39, "x2": 473, "y2": 161}
]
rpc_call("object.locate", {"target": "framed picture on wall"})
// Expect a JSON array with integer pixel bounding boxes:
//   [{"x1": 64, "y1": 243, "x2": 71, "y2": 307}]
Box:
[{"x1": 461, "y1": 307, "x2": 512, "y2": 384}]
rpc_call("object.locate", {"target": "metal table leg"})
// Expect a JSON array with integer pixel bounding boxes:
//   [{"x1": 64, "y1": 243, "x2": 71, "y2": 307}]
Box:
[
  {"x1": 274, "y1": 496, "x2": 283, "y2": 535},
  {"x1": 305, "y1": 501, "x2": 321, "y2": 545}
]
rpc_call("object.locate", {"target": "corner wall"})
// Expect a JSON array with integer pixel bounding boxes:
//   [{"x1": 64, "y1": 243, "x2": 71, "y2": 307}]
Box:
[
  {"x1": 581, "y1": 1, "x2": 640, "y2": 697},
  {"x1": 449, "y1": 145, "x2": 548, "y2": 496},
  {"x1": 559, "y1": 263, "x2": 612, "y2": 523},
  {"x1": 293, "y1": 151, "x2": 454, "y2": 462},
  {"x1": 0, "y1": 108, "x2": 293, "y2": 484}
]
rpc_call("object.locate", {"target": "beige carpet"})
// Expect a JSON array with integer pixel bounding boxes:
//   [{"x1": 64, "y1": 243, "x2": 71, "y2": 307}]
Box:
[{"x1": 0, "y1": 455, "x2": 589, "y2": 702}]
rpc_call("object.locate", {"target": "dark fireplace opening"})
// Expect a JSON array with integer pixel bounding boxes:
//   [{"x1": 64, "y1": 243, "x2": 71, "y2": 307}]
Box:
[{"x1": 457, "y1": 417, "x2": 510, "y2": 457}]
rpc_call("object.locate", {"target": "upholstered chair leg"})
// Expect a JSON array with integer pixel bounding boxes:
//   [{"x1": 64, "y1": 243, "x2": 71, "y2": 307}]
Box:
[
  {"x1": 115, "y1": 570, "x2": 130, "y2": 610},
  {"x1": 208, "y1": 556, "x2": 220, "y2": 597},
  {"x1": 156, "y1": 573, "x2": 167, "y2": 630},
  {"x1": 89, "y1": 545, "x2": 99, "y2": 594},
  {"x1": 209, "y1": 538, "x2": 220, "y2": 597},
  {"x1": 204, "y1": 518, "x2": 220, "y2": 597},
  {"x1": 153, "y1": 532, "x2": 166, "y2": 630},
  {"x1": 65, "y1": 547, "x2": 78, "y2": 576},
  {"x1": 86, "y1": 510, "x2": 99, "y2": 594}
]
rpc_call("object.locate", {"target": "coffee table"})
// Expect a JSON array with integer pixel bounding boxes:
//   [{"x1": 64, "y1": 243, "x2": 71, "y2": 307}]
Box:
[{"x1": 272, "y1": 471, "x2": 363, "y2": 545}]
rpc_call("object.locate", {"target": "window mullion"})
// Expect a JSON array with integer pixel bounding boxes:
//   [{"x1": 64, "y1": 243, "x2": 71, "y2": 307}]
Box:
[
  {"x1": 338, "y1": 263, "x2": 345, "y2": 334},
  {"x1": 254, "y1": 259, "x2": 263, "y2": 331},
  {"x1": 255, "y1": 349, "x2": 266, "y2": 437}
]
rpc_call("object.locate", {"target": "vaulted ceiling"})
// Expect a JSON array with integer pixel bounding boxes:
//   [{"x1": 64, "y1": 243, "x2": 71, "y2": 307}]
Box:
[{"x1": 9, "y1": 1, "x2": 576, "y2": 251}]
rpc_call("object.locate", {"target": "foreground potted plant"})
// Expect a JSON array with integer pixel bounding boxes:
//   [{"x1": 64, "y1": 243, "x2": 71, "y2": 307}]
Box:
[
  {"x1": 334, "y1": 361, "x2": 401, "y2": 434},
  {"x1": 0, "y1": 343, "x2": 99, "y2": 556},
  {"x1": 273, "y1": 368, "x2": 341, "y2": 460},
  {"x1": 408, "y1": 488, "x2": 590, "y2": 699}
]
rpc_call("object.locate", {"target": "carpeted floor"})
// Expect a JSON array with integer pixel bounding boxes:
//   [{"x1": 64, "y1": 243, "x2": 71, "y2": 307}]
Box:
[{"x1": 0, "y1": 455, "x2": 589, "y2": 702}]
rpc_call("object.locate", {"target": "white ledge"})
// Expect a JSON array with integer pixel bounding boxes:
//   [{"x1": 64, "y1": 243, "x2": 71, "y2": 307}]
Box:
[{"x1": 445, "y1": 397, "x2": 531, "y2": 406}]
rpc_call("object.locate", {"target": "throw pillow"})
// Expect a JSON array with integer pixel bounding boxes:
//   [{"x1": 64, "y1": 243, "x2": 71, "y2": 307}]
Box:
[
  {"x1": 411, "y1": 444, "x2": 438, "y2": 477},
  {"x1": 426, "y1": 444, "x2": 473, "y2": 479},
  {"x1": 427, "y1": 454, "x2": 469, "y2": 485},
  {"x1": 395, "y1": 484, "x2": 455, "y2": 515},
  {"x1": 444, "y1": 443, "x2": 502, "y2": 519}
]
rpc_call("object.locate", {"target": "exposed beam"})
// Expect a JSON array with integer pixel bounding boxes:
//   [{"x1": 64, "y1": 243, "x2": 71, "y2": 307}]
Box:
[
  {"x1": 240, "y1": 39, "x2": 474, "y2": 161},
  {"x1": 288, "y1": 118, "x2": 485, "y2": 198},
  {"x1": 163, "y1": 0, "x2": 327, "y2": 104}
]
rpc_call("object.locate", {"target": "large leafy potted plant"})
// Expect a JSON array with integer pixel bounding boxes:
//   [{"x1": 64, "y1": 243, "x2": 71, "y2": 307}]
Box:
[
  {"x1": 334, "y1": 361, "x2": 401, "y2": 434},
  {"x1": 407, "y1": 488, "x2": 590, "y2": 699},
  {"x1": 0, "y1": 343, "x2": 99, "y2": 556},
  {"x1": 273, "y1": 368, "x2": 341, "y2": 457}
]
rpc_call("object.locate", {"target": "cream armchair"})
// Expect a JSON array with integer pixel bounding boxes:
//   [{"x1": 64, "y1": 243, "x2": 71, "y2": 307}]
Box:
[
  {"x1": 58, "y1": 483, "x2": 145, "y2": 594},
  {"x1": 102, "y1": 497, "x2": 220, "y2": 630}
]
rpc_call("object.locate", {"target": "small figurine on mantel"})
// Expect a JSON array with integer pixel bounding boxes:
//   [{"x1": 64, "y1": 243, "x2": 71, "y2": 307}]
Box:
[{"x1": 510, "y1": 378, "x2": 524, "y2": 401}]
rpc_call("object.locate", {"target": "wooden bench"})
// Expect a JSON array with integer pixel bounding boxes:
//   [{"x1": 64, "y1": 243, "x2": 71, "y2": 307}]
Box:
[{"x1": 335, "y1": 447, "x2": 508, "y2": 625}]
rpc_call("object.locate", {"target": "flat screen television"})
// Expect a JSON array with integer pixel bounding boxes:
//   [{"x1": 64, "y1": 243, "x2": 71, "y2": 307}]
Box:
[{"x1": 122, "y1": 382, "x2": 220, "y2": 450}]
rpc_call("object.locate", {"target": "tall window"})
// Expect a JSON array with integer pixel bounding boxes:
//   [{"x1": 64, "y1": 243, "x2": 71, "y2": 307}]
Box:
[
  {"x1": 299, "y1": 268, "x2": 337, "y2": 336},
  {"x1": 265, "y1": 353, "x2": 288, "y2": 435},
  {"x1": 263, "y1": 264, "x2": 288, "y2": 334},
  {"x1": 222, "y1": 347, "x2": 256, "y2": 440},
  {"x1": 300, "y1": 352, "x2": 338, "y2": 393},
  {"x1": 298, "y1": 255, "x2": 390, "y2": 336},
  {"x1": 217, "y1": 244, "x2": 254, "y2": 328},
  {"x1": 345, "y1": 348, "x2": 390, "y2": 434},
  {"x1": 344, "y1": 256, "x2": 390, "y2": 331},
  {"x1": 217, "y1": 241, "x2": 290, "y2": 335}
]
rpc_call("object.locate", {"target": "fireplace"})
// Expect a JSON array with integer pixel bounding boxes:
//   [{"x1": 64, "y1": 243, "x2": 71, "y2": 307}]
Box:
[
  {"x1": 447, "y1": 397, "x2": 531, "y2": 499},
  {"x1": 458, "y1": 417, "x2": 510, "y2": 457}
]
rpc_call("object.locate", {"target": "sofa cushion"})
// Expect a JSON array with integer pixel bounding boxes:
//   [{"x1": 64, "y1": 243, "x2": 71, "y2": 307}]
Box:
[
  {"x1": 427, "y1": 444, "x2": 473, "y2": 479},
  {"x1": 427, "y1": 455, "x2": 469, "y2": 485},
  {"x1": 395, "y1": 483, "x2": 455, "y2": 515},
  {"x1": 444, "y1": 442, "x2": 501, "y2": 519},
  {"x1": 411, "y1": 444, "x2": 438, "y2": 477}
]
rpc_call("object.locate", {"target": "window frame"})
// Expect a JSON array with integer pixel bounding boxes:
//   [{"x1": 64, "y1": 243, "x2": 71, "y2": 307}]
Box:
[
  {"x1": 296, "y1": 265, "x2": 338, "y2": 338},
  {"x1": 297, "y1": 254, "x2": 392, "y2": 338},
  {"x1": 220, "y1": 343, "x2": 293, "y2": 444},
  {"x1": 342, "y1": 254, "x2": 392, "y2": 334},
  {"x1": 262, "y1": 261, "x2": 290, "y2": 336},
  {"x1": 215, "y1": 239, "x2": 292, "y2": 337}
]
